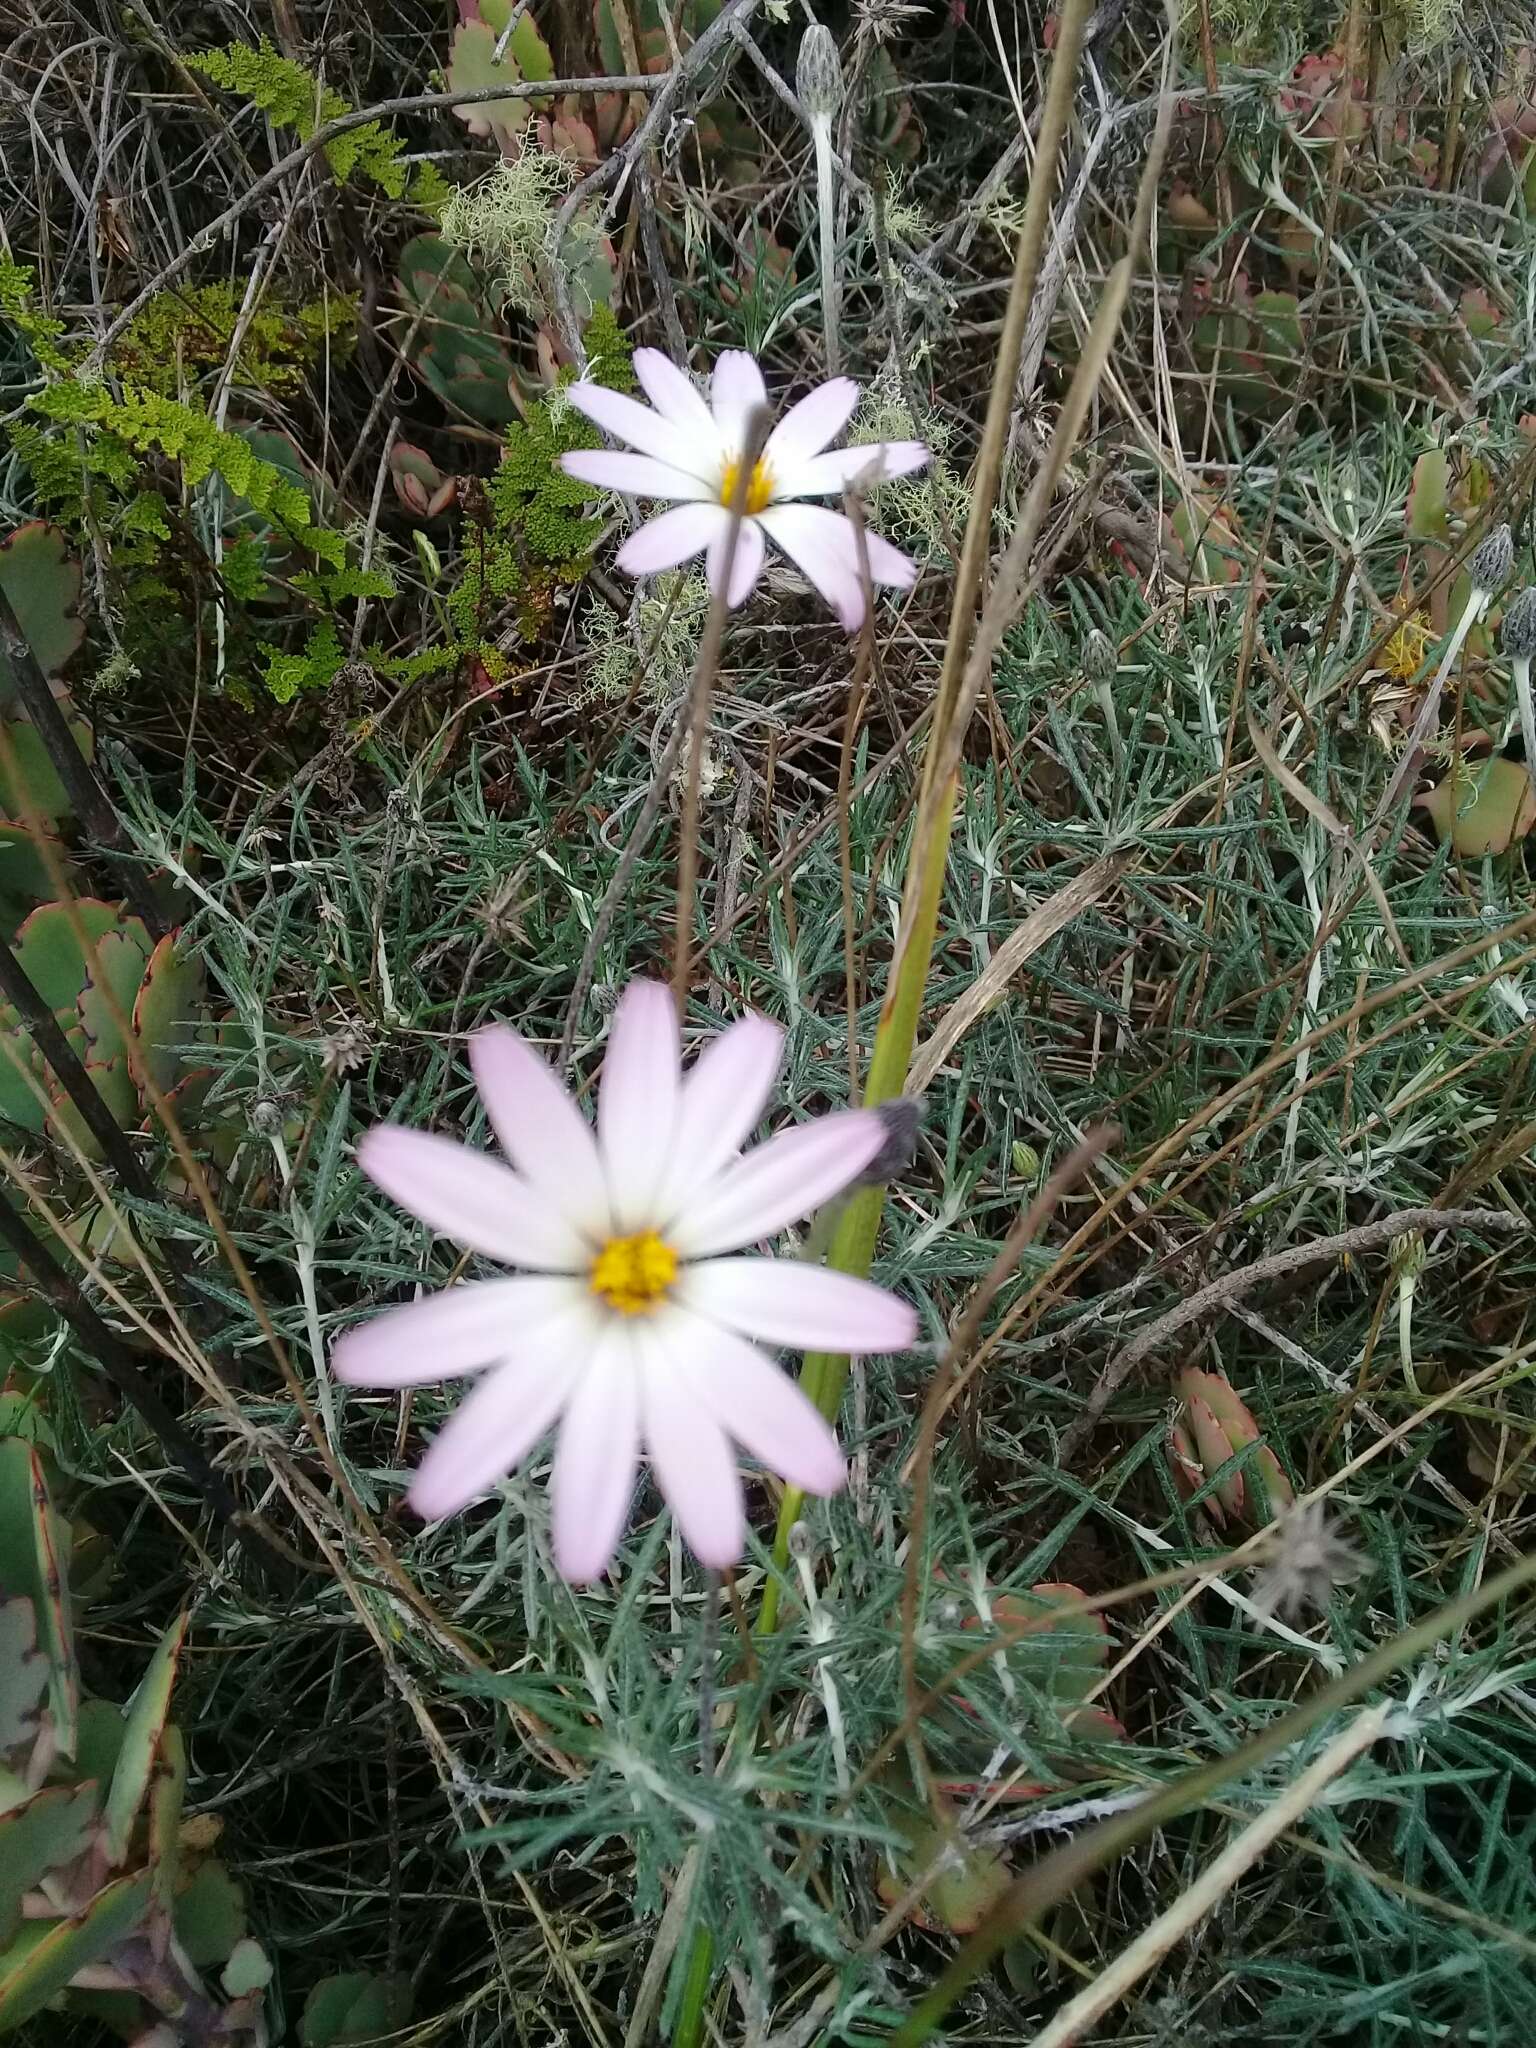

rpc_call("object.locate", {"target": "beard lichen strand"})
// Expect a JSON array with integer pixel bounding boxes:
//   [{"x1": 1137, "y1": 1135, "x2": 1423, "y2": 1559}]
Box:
[{"x1": 589, "y1": 1229, "x2": 679, "y2": 1315}]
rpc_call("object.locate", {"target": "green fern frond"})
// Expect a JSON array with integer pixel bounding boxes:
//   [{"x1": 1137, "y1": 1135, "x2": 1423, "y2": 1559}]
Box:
[{"x1": 186, "y1": 40, "x2": 411, "y2": 196}]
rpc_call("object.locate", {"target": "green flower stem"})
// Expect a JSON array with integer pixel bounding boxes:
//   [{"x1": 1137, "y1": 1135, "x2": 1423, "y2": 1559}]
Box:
[
  {"x1": 756, "y1": 771, "x2": 956, "y2": 1638},
  {"x1": 667, "y1": 9, "x2": 1099, "y2": 2041}
]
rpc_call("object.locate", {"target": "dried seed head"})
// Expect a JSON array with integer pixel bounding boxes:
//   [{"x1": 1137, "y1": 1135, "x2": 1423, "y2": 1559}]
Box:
[
  {"x1": 324, "y1": 1021, "x2": 371, "y2": 1076},
  {"x1": 1083, "y1": 628, "x2": 1118, "y2": 687},
  {"x1": 787, "y1": 1519, "x2": 815, "y2": 1560},
  {"x1": 797, "y1": 23, "x2": 844, "y2": 122},
  {"x1": 1501, "y1": 584, "x2": 1536, "y2": 663},
  {"x1": 1250, "y1": 1499, "x2": 1367, "y2": 1620},
  {"x1": 1469, "y1": 522, "x2": 1515, "y2": 594}
]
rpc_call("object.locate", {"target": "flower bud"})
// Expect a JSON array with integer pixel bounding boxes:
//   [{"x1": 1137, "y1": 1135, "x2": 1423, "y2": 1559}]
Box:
[
  {"x1": 1169, "y1": 1367, "x2": 1294, "y2": 1529},
  {"x1": 1501, "y1": 584, "x2": 1536, "y2": 663},
  {"x1": 797, "y1": 23, "x2": 844, "y2": 123},
  {"x1": 1390, "y1": 1231, "x2": 1426, "y2": 1279},
  {"x1": 1083, "y1": 628, "x2": 1117, "y2": 687},
  {"x1": 1468, "y1": 522, "x2": 1514, "y2": 594}
]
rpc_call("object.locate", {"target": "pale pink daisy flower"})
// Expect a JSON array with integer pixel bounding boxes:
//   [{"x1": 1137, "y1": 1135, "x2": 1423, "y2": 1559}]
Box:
[
  {"x1": 559, "y1": 348, "x2": 929, "y2": 632},
  {"x1": 332, "y1": 981, "x2": 916, "y2": 1581}
]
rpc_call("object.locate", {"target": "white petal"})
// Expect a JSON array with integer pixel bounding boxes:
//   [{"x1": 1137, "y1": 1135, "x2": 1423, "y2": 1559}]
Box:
[
  {"x1": 710, "y1": 350, "x2": 769, "y2": 453},
  {"x1": 550, "y1": 1327, "x2": 642, "y2": 1580},
  {"x1": 597, "y1": 979, "x2": 681, "y2": 1229},
  {"x1": 670, "y1": 1109, "x2": 888, "y2": 1258},
  {"x1": 564, "y1": 381, "x2": 718, "y2": 477},
  {"x1": 408, "y1": 1300, "x2": 597, "y2": 1520},
  {"x1": 678, "y1": 1258, "x2": 916, "y2": 1353},
  {"x1": 356, "y1": 1127, "x2": 588, "y2": 1270},
  {"x1": 756, "y1": 504, "x2": 866, "y2": 630},
  {"x1": 851, "y1": 526, "x2": 920, "y2": 589},
  {"x1": 635, "y1": 1322, "x2": 744, "y2": 1566},
  {"x1": 654, "y1": 1012, "x2": 784, "y2": 1222},
  {"x1": 615, "y1": 502, "x2": 727, "y2": 578},
  {"x1": 633, "y1": 348, "x2": 716, "y2": 439},
  {"x1": 706, "y1": 515, "x2": 766, "y2": 609},
  {"x1": 332, "y1": 1276, "x2": 585, "y2": 1387},
  {"x1": 469, "y1": 1026, "x2": 610, "y2": 1238},
  {"x1": 777, "y1": 441, "x2": 930, "y2": 497},
  {"x1": 664, "y1": 1305, "x2": 846, "y2": 1494},
  {"x1": 762, "y1": 377, "x2": 860, "y2": 470},
  {"x1": 561, "y1": 448, "x2": 713, "y2": 501}
]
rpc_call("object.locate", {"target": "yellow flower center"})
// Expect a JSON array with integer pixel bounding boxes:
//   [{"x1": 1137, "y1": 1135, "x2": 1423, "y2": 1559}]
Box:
[
  {"x1": 719, "y1": 457, "x2": 773, "y2": 516},
  {"x1": 589, "y1": 1231, "x2": 678, "y2": 1315}
]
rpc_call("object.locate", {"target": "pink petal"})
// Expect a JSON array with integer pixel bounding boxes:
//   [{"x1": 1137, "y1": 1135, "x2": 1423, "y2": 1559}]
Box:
[
  {"x1": 550, "y1": 1328, "x2": 642, "y2": 1580},
  {"x1": 762, "y1": 377, "x2": 860, "y2": 471},
  {"x1": 853, "y1": 527, "x2": 920, "y2": 589},
  {"x1": 633, "y1": 348, "x2": 716, "y2": 438},
  {"x1": 706, "y1": 515, "x2": 766, "y2": 609},
  {"x1": 710, "y1": 350, "x2": 769, "y2": 452},
  {"x1": 755, "y1": 504, "x2": 866, "y2": 630},
  {"x1": 469, "y1": 1026, "x2": 609, "y2": 1238},
  {"x1": 408, "y1": 1301, "x2": 597, "y2": 1520},
  {"x1": 564, "y1": 381, "x2": 714, "y2": 476},
  {"x1": 615, "y1": 502, "x2": 727, "y2": 578},
  {"x1": 356, "y1": 1127, "x2": 588, "y2": 1270},
  {"x1": 635, "y1": 1323, "x2": 744, "y2": 1566},
  {"x1": 598, "y1": 979, "x2": 680, "y2": 1229},
  {"x1": 778, "y1": 441, "x2": 930, "y2": 497},
  {"x1": 654, "y1": 1012, "x2": 784, "y2": 1222},
  {"x1": 665, "y1": 1305, "x2": 846, "y2": 1494},
  {"x1": 679, "y1": 1258, "x2": 916, "y2": 1353},
  {"x1": 332, "y1": 1276, "x2": 583, "y2": 1387},
  {"x1": 561, "y1": 448, "x2": 712, "y2": 501},
  {"x1": 669, "y1": 1109, "x2": 888, "y2": 1258}
]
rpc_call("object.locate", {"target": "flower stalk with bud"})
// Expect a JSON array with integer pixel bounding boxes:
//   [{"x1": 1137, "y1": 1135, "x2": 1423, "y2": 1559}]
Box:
[
  {"x1": 798, "y1": 23, "x2": 845, "y2": 376},
  {"x1": 1501, "y1": 582, "x2": 1536, "y2": 783}
]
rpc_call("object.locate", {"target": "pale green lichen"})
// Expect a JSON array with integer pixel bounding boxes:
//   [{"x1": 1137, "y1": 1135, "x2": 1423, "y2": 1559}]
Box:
[
  {"x1": 847, "y1": 368, "x2": 970, "y2": 563},
  {"x1": 439, "y1": 157, "x2": 600, "y2": 320},
  {"x1": 579, "y1": 572, "x2": 711, "y2": 707}
]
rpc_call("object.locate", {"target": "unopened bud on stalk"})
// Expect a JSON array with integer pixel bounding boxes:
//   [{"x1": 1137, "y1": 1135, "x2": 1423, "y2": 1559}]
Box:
[
  {"x1": 1502, "y1": 584, "x2": 1536, "y2": 776},
  {"x1": 1469, "y1": 522, "x2": 1514, "y2": 595},
  {"x1": 799, "y1": 23, "x2": 844, "y2": 375},
  {"x1": 1501, "y1": 585, "x2": 1536, "y2": 663},
  {"x1": 797, "y1": 23, "x2": 844, "y2": 122},
  {"x1": 1083, "y1": 628, "x2": 1117, "y2": 687}
]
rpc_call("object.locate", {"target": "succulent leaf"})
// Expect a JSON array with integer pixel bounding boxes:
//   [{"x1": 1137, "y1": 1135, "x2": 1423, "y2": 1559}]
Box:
[
  {"x1": 0, "y1": 1782, "x2": 98, "y2": 1948},
  {"x1": 0, "y1": 1600, "x2": 46, "y2": 1758},
  {"x1": 104, "y1": 1612, "x2": 187, "y2": 1867},
  {"x1": 0, "y1": 1870, "x2": 152, "y2": 2031},
  {"x1": 0, "y1": 524, "x2": 84, "y2": 678},
  {"x1": 0, "y1": 1439, "x2": 77, "y2": 1756}
]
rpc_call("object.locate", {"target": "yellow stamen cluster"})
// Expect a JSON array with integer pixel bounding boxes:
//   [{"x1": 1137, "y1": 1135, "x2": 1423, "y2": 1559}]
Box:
[
  {"x1": 719, "y1": 457, "x2": 773, "y2": 516},
  {"x1": 590, "y1": 1231, "x2": 678, "y2": 1315}
]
